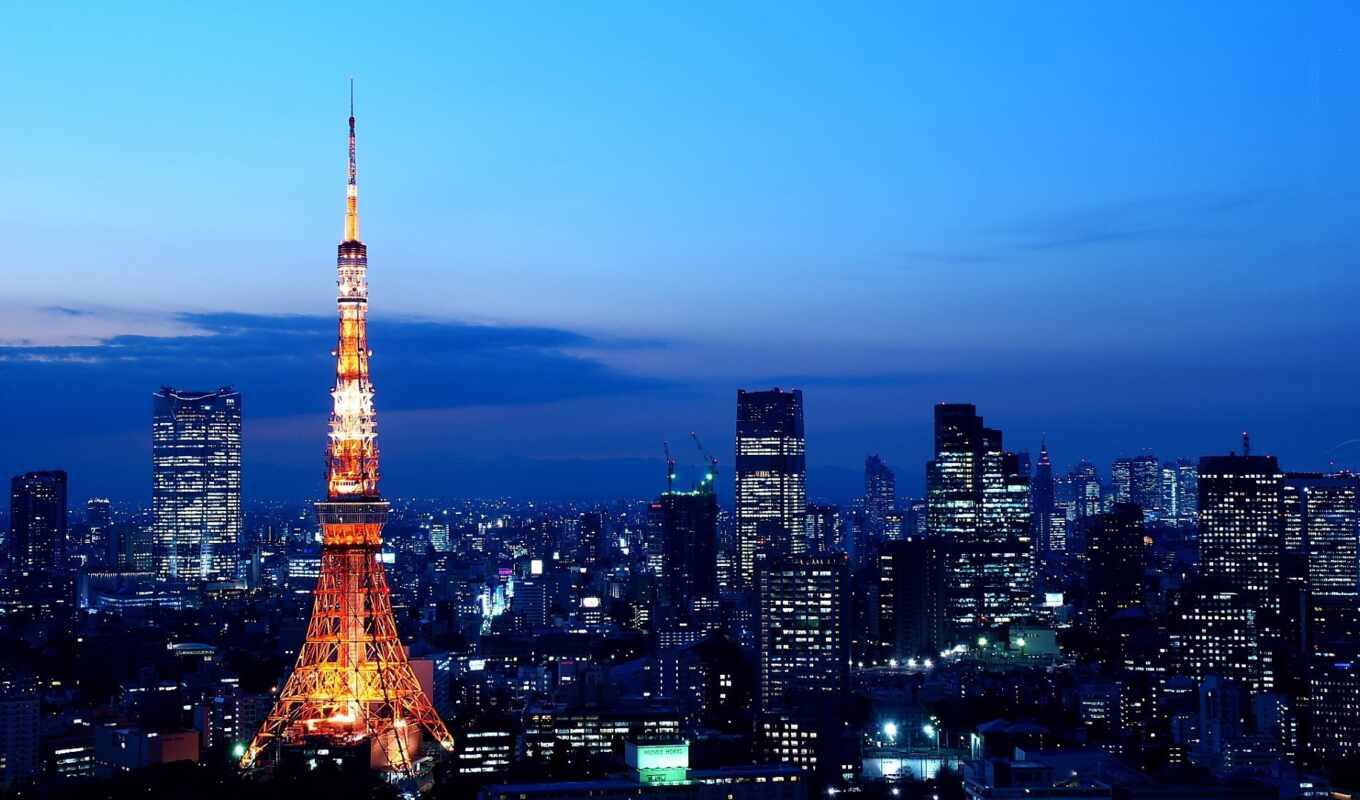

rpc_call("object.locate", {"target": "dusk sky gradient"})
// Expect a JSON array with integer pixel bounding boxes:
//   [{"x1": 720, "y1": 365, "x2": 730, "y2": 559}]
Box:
[{"x1": 4, "y1": 2, "x2": 1360, "y2": 502}]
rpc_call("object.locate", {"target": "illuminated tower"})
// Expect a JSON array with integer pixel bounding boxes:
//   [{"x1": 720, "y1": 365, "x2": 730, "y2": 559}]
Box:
[{"x1": 241, "y1": 88, "x2": 453, "y2": 773}]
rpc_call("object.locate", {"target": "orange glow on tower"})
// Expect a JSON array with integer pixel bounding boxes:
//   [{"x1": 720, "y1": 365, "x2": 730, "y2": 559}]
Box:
[{"x1": 240, "y1": 86, "x2": 454, "y2": 774}]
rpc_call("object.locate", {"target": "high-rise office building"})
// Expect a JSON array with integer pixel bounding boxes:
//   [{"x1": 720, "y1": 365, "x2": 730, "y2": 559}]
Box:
[
  {"x1": 430, "y1": 521, "x2": 451, "y2": 553},
  {"x1": 1031, "y1": 439, "x2": 1058, "y2": 554},
  {"x1": 804, "y1": 504, "x2": 843, "y2": 556},
  {"x1": 757, "y1": 553, "x2": 848, "y2": 709},
  {"x1": 577, "y1": 511, "x2": 605, "y2": 565},
  {"x1": 1175, "y1": 460, "x2": 1199, "y2": 523},
  {"x1": 1281, "y1": 473, "x2": 1359, "y2": 601},
  {"x1": 152, "y1": 387, "x2": 242, "y2": 584},
  {"x1": 658, "y1": 479, "x2": 719, "y2": 615},
  {"x1": 877, "y1": 537, "x2": 946, "y2": 661},
  {"x1": 1308, "y1": 641, "x2": 1360, "y2": 762},
  {"x1": 1198, "y1": 452, "x2": 1282, "y2": 608},
  {"x1": 863, "y1": 454, "x2": 896, "y2": 540},
  {"x1": 1174, "y1": 578, "x2": 1274, "y2": 693},
  {"x1": 735, "y1": 389, "x2": 806, "y2": 588},
  {"x1": 9, "y1": 471, "x2": 68, "y2": 573},
  {"x1": 0, "y1": 695, "x2": 40, "y2": 786},
  {"x1": 1072, "y1": 461, "x2": 1103, "y2": 520},
  {"x1": 1085, "y1": 504, "x2": 1147, "y2": 634},
  {"x1": 926, "y1": 404, "x2": 1032, "y2": 634},
  {"x1": 85, "y1": 497, "x2": 112, "y2": 551},
  {"x1": 1112, "y1": 455, "x2": 1161, "y2": 513}
]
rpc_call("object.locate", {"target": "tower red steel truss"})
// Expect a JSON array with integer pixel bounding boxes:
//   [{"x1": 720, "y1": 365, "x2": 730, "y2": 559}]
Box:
[{"x1": 241, "y1": 89, "x2": 454, "y2": 774}]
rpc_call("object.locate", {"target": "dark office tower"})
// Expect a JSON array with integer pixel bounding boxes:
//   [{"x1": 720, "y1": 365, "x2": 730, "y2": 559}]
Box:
[
  {"x1": 1308, "y1": 640, "x2": 1360, "y2": 762},
  {"x1": 658, "y1": 481, "x2": 719, "y2": 614},
  {"x1": 1281, "y1": 473, "x2": 1359, "y2": 601},
  {"x1": 577, "y1": 511, "x2": 605, "y2": 565},
  {"x1": 877, "y1": 537, "x2": 946, "y2": 661},
  {"x1": 109, "y1": 522, "x2": 155, "y2": 572},
  {"x1": 864, "y1": 454, "x2": 896, "y2": 540},
  {"x1": 805, "y1": 504, "x2": 844, "y2": 555},
  {"x1": 757, "y1": 553, "x2": 848, "y2": 709},
  {"x1": 735, "y1": 388, "x2": 806, "y2": 588},
  {"x1": 1198, "y1": 452, "x2": 1282, "y2": 609},
  {"x1": 152, "y1": 387, "x2": 242, "y2": 584},
  {"x1": 85, "y1": 498, "x2": 112, "y2": 552},
  {"x1": 9, "y1": 471, "x2": 68, "y2": 572},
  {"x1": 926, "y1": 404, "x2": 1032, "y2": 634},
  {"x1": 1086, "y1": 504, "x2": 1147, "y2": 634},
  {"x1": 1032, "y1": 439, "x2": 1057, "y2": 554}
]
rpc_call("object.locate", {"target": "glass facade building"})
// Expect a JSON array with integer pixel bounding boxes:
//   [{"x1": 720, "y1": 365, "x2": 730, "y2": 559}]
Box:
[
  {"x1": 734, "y1": 389, "x2": 806, "y2": 589},
  {"x1": 152, "y1": 387, "x2": 242, "y2": 584}
]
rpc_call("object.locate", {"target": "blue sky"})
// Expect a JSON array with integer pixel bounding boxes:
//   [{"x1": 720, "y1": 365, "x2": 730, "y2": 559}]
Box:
[{"x1": 3, "y1": 2, "x2": 1360, "y2": 501}]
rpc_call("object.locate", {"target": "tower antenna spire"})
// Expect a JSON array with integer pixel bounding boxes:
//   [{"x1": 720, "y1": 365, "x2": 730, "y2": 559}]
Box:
[{"x1": 345, "y1": 79, "x2": 360, "y2": 242}]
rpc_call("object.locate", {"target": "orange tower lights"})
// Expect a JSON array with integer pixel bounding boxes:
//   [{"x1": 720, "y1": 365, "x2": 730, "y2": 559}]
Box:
[{"x1": 240, "y1": 87, "x2": 454, "y2": 775}]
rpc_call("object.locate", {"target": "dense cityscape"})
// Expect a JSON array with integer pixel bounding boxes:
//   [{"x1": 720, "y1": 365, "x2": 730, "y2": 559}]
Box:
[
  {"x1": 5, "y1": 8, "x2": 1358, "y2": 800},
  {"x1": 9, "y1": 379, "x2": 1360, "y2": 800},
  {"x1": 3, "y1": 103, "x2": 1359, "y2": 796}
]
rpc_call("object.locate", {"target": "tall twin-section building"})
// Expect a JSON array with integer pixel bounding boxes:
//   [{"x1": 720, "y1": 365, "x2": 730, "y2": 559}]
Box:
[
  {"x1": 151, "y1": 387, "x2": 242, "y2": 584},
  {"x1": 926, "y1": 403, "x2": 1033, "y2": 636}
]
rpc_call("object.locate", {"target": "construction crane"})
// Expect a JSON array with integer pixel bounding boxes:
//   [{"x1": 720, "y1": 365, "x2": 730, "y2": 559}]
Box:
[
  {"x1": 690, "y1": 432, "x2": 719, "y2": 492},
  {"x1": 663, "y1": 441, "x2": 676, "y2": 492}
]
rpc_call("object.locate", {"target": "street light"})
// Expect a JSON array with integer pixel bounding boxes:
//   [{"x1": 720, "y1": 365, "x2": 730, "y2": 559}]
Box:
[
  {"x1": 883, "y1": 721, "x2": 898, "y2": 741},
  {"x1": 922, "y1": 724, "x2": 936, "y2": 738}
]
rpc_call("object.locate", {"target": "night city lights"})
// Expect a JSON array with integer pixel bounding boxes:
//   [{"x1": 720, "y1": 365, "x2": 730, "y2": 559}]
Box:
[{"x1": 3, "y1": 4, "x2": 1360, "y2": 800}]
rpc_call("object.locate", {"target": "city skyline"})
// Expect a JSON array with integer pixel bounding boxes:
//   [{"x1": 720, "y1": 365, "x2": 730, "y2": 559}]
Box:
[
  {"x1": 6, "y1": 6, "x2": 1360, "y2": 798},
  {"x1": 5, "y1": 3, "x2": 1360, "y2": 501}
]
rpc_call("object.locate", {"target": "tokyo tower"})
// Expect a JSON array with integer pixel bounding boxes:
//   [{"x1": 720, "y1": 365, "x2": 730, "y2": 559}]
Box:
[{"x1": 240, "y1": 86, "x2": 454, "y2": 773}]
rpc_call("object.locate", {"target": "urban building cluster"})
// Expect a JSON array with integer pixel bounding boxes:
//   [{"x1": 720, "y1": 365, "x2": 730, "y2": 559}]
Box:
[
  {"x1": 5, "y1": 395, "x2": 1358, "y2": 798},
  {"x1": 2, "y1": 104, "x2": 1357, "y2": 800}
]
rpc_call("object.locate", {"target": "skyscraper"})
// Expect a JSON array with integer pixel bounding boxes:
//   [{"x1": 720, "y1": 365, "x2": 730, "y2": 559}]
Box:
[
  {"x1": 1085, "y1": 503, "x2": 1146, "y2": 634},
  {"x1": 8, "y1": 471, "x2": 68, "y2": 573},
  {"x1": 877, "y1": 537, "x2": 946, "y2": 661},
  {"x1": 242, "y1": 92, "x2": 452, "y2": 772},
  {"x1": 1072, "y1": 461, "x2": 1103, "y2": 520},
  {"x1": 804, "y1": 504, "x2": 844, "y2": 556},
  {"x1": 1198, "y1": 452, "x2": 1282, "y2": 608},
  {"x1": 152, "y1": 387, "x2": 242, "y2": 584},
  {"x1": 1031, "y1": 439, "x2": 1057, "y2": 554},
  {"x1": 926, "y1": 404, "x2": 1032, "y2": 635},
  {"x1": 1112, "y1": 454, "x2": 1160, "y2": 514},
  {"x1": 735, "y1": 388, "x2": 806, "y2": 588},
  {"x1": 757, "y1": 553, "x2": 848, "y2": 709},
  {"x1": 863, "y1": 454, "x2": 896, "y2": 540},
  {"x1": 577, "y1": 511, "x2": 605, "y2": 565},
  {"x1": 1281, "y1": 473, "x2": 1358, "y2": 601},
  {"x1": 85, "y1": 497, "x2": 112, "y2": 551},
  {"x1": 1175, "y1": 460, "x2": 1199, "y2": 523},
  {"x1": 658, "y1": 475, "x2": 719, "y2": 615}
]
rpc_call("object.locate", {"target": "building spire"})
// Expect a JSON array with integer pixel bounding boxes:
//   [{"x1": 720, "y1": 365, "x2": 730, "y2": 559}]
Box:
[{"x1": 345, "y1": 78, "x2": 360, "y2": 242}]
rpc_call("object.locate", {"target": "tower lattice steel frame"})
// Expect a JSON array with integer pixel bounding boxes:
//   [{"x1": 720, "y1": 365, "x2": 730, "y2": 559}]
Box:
[{"x1": 240, "y1": 87, "x2": 454, "y2": 774}]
